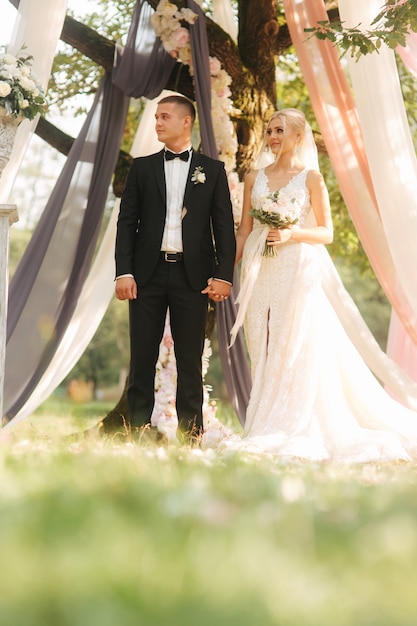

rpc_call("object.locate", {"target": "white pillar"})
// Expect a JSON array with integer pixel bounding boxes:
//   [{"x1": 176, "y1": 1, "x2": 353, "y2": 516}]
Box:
[{"x1": 0, "y1": 205, "x2": 18, "y2": 423}]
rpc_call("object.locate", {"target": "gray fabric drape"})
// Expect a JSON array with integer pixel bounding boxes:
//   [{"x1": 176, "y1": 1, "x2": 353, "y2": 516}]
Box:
[
  {"x1": 187, "y1": 0, "x2": 218, "y2": 158},
  {"x1": 216, "y1": 276, "x2": 251, "y2": 425},
  {"x1": 4, "y1": 75, "x2": 129, "y2": 421},
  {"x1": 187, "y1": 0, "x2": 251, "y2": 424},
  {"x1": 113, "y1": 0, "x2": 176, "y2": 99}
]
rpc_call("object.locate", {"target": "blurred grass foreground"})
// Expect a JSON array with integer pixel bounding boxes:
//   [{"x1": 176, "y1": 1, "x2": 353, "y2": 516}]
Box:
[{"x1": 1, "y1": 400, "x2": 417, "y2": 626}]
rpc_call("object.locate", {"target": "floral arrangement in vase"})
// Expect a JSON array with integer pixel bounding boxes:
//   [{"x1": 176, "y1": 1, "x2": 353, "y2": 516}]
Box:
[{"x1": 0, "y1": 48, "x2": 46, "y2": 121}]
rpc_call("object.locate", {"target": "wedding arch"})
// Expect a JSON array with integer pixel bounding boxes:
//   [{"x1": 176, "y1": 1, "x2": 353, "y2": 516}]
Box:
[{"x1": 2, "y1": 0, "x2": 417, "y2": 432}]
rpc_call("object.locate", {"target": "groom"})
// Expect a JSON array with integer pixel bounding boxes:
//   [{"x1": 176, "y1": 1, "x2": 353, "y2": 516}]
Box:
[{"x1": 115, "y1": 94, "x2": 236, "y2": 439}]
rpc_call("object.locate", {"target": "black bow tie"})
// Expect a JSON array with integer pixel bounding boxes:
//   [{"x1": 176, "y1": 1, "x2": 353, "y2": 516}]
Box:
[{"x1": 164, "y1": 150, "x2": 190, "y2": 162}]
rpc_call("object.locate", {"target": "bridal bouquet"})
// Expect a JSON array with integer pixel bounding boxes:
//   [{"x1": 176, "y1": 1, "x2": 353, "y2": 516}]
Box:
[
  {"x1": 0, "y1": 49, "x2": 46, "y2": 120},
  {"x1": 249, "y1": 190, "x2": 299, "y2": 257}
]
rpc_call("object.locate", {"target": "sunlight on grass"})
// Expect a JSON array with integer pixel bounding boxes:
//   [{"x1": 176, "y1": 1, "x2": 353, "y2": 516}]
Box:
[{"x1": 1, "y1": 407, "x2": 417, "y2": 625}]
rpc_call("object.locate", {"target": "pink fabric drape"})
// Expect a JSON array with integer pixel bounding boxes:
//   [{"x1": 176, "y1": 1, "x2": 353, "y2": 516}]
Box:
[
  {"x1": 282, "y1": 0, "x2": 417, "y2": 346},
  {"x1": 398, "y1": 32, "x2": 417, "y2": 77},
  {"x1": 338, "y1": 0, "x2": 417, "y2": 383}
]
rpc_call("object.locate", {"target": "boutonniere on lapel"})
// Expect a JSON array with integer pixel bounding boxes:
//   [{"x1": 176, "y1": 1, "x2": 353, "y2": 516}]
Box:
[{"x1": 191, "y1": 166, "x2": 206, "y2": 185}]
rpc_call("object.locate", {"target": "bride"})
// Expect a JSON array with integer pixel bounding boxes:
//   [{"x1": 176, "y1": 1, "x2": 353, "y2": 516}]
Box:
[{"x1": 220, "y1": 108, "x2": 417, "y2": 462}]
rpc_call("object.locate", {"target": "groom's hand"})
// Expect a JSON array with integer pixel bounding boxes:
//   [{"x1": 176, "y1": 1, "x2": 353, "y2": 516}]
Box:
[
  {"x1": 202, "y1": 278, "x2": 231, "y2": 301},
  {"x1": 115, "y1": 276, "x2": 137, "y2": 300}
]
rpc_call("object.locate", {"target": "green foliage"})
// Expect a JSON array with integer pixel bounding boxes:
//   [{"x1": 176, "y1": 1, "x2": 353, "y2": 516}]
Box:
[
  {"x1": 89, "y1": 0, "x2": 137, "y2": 38},
  {"x1": 1, "y1": 428, "x2": 417, "y2": 625},
  {"x1": 49, "y1": 1, "x2": 136, "y2": 113},
  {"x1": 305, "y1": 0, "x2": 417, "y2": 61},
  {"x1": 9, "y1": 228, "x2": 32, "y2": 277},
  {"x1": 32, "y1": 397, "x2": 115, "y2": 421},
  {"x1": 398, "y1": 55, "x2": 417, "y2": 147},
  {"x1": 49, "y1": 46, "x2": 104, "y2": 113}
]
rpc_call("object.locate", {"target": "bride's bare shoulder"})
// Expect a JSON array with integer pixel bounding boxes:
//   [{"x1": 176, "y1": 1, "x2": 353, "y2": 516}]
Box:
[
  {"x1": 306, "y1": 169, "x2": 324, "y2": 184},
  {"x1": 244, "y1": 169, "x2": 258, "y2": 185}
]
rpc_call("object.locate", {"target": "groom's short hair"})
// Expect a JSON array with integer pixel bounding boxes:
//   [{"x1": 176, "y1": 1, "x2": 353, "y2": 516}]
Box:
[{"x1": 158, "y1": 95, "x2": 196, "y2": 125}]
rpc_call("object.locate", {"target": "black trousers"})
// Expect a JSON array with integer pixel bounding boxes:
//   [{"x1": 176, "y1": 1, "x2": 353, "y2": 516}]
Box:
[{"x1": 127, "y1": 257, "x2": 208, "y2": 432}]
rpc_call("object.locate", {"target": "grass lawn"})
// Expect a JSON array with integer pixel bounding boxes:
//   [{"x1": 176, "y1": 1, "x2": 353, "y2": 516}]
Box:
[{"x1": 1, "y1": 399, "x2": 417, "y2": 625}]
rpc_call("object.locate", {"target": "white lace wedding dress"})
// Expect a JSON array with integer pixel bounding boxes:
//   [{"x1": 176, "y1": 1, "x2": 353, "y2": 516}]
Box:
[{"x1": 219, "y1": 168, "x2": 417, "y2": 462}]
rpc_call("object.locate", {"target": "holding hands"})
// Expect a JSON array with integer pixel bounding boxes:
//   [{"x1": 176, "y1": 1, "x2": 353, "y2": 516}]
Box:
[
  {"x1": 202, "y1": 277, "x2": 231, "y2": 301},
  {"x1": 116, "y1": 276, "x2": 231, "y2": 302}
]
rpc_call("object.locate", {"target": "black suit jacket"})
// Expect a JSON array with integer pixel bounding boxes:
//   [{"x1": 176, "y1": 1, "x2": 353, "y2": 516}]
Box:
[{"x1": 115, "y1": 149, "x2": 236, "y2": 291}]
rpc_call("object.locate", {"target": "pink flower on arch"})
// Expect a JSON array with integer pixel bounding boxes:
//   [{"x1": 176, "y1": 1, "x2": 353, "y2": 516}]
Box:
[
  {"x1": 209, "y1": 56, "x2": 221, "y2": 75},
  {"x1": 173, "y1": 26, "x2": 190, "y2": 48},
  {"x1": 163, "y1": 334, "x2": 174, "y2": 349}
]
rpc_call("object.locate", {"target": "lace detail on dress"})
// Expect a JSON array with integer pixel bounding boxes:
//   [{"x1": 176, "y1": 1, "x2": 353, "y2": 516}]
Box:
[
  {"x1": 251, "y1": 168, "x2": 311, "y2": 229},
  {"x1": 229, "y1": 169, "x2": 313, "y2": 347},
  {"x1": 241, "y1": 167, "x2": 317, "y2": 438}
]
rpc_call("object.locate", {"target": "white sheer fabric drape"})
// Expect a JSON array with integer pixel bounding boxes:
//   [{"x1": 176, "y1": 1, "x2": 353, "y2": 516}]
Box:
[
  {"x1": 212, "y1": 0, "x2": 237, "y2": 43},
  {"x1": 4, "y1": 93, "x2": 168, "y2": 428},
  {"x1": 320, "y1": 249, "x2": 417, "y2": 411},
  {"x1": 339, "y1": 0, "x2": 417, "y2": 316},
  {"x1": 6, "y1": 203, "x2": 120, "y2": 425},
  {"x1": 339, "y1": 0, "x2": 417, "y2": 381},
  {"x1": 0, "y1": 0, "x2": 68, "y2": 204}
]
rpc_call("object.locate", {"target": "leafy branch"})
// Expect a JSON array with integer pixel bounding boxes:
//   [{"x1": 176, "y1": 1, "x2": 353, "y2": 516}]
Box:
[{"x1": 305, "y1": 0, "x2": 417, "y2": 60}]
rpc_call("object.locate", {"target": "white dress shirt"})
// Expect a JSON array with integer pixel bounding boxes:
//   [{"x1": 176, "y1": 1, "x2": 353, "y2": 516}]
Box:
[{"x1": 161, "y1": 146, "x2": 192, "y2": 252}]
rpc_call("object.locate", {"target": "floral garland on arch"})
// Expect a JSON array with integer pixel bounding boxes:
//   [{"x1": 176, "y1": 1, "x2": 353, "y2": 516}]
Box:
[
  {"x1": 150, "y1": 0, "x2": 241, "y2": 441},
  {"x1": 150, "y1": 313, "x2": 222, "y2": 443}
]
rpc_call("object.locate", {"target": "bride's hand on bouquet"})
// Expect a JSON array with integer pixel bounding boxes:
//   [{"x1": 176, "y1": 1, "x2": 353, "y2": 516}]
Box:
[{"x1": 267, "y1": 227, "x2": 292, "y2": 246}]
